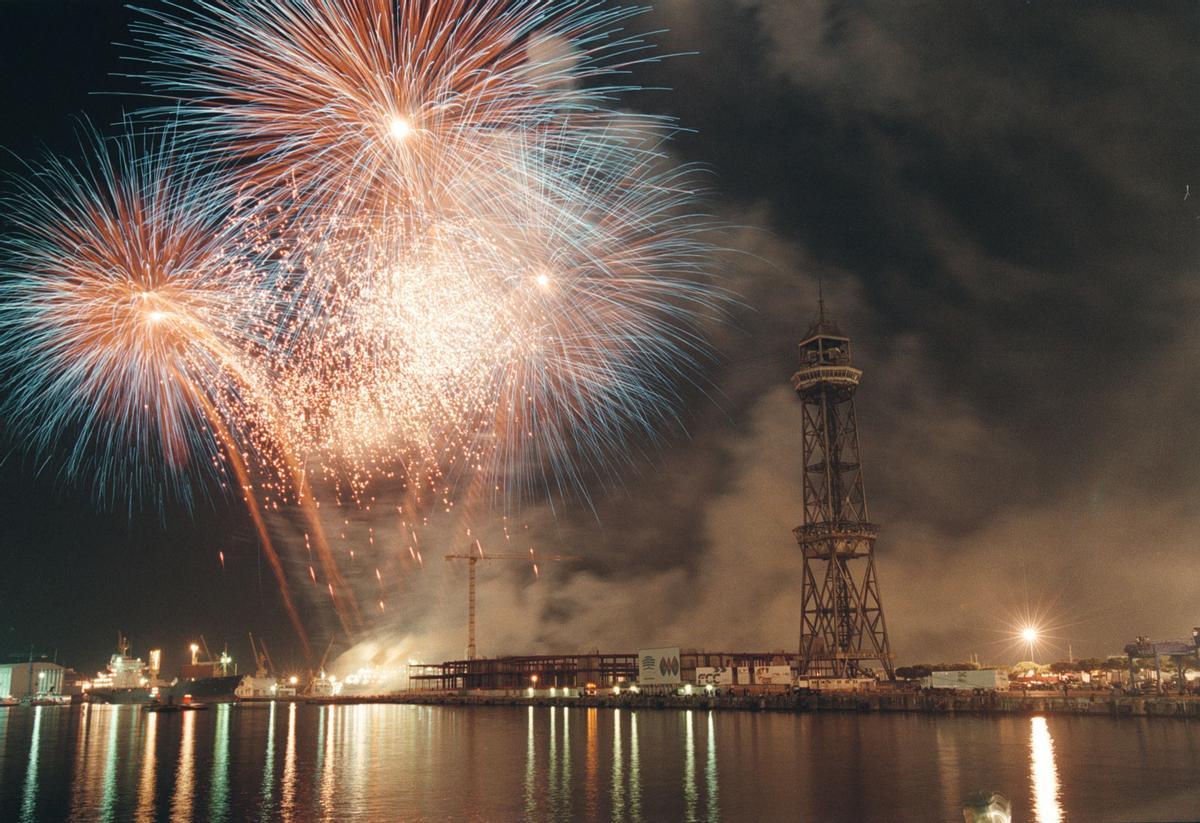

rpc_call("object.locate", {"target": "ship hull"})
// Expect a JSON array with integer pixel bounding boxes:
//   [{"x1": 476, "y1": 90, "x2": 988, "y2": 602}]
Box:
[
  {"x1": 169, "y1": 675, "x2": 242, "y2": 702},
  {"x1": 88, "y1": 688, "x2": 153, "y2": 705}
]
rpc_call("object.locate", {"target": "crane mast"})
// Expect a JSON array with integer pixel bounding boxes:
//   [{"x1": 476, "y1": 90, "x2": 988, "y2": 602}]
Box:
[{"x1": 444, "y1": 540, "x2": 575, "y2": 659}]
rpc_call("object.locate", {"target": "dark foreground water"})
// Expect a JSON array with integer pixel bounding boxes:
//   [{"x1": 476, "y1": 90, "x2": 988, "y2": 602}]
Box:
[{"x1": 0, "y1": 703, "x2": 1197, "y2": 822}]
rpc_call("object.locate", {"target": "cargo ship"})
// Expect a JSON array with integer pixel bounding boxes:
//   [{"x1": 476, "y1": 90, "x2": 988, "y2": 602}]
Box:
[
  {"x1": 167, "y1": 674, "x2": 242, "y2": 702},
  {"x1": 168, "y1": 639, "x2": 242, "y2": 703},
  {"x1": 86, "y1": 634, "x2": 159, "y2": 705}
]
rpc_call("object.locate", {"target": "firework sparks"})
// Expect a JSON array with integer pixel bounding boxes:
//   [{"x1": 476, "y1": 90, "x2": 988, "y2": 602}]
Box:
[
  {"x1": 0, "y1": 124, "x2": 313, "y2": 653},
  {"x1": 130, "y1": 0, "x2": 675, "y2": 222},
  {"x1": 130, "y1": 0, "x2": 718, "y2": 506},
  {"x1": 0, "y1": 0, "x2": 720, "y2": 650}
]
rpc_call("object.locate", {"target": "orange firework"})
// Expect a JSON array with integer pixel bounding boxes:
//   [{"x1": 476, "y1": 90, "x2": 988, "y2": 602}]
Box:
[
  {"x1": 132, "y1": 0, "x2": 672, "y2": 222},
  {"x1": 0, "y1": 125, "x2": 312, "y2": 655}
]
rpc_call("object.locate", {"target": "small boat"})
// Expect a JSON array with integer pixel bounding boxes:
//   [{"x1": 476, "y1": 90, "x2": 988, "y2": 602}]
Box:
[
  {"x1": 145, "y1": 703, "x2": 183, "y2": 713},
  {"x1": 30, "y1": 697, "x2": 70, "y2": 707},
  {"x1": 181, "y1": 702, "x2": 210, "y2": 711}
]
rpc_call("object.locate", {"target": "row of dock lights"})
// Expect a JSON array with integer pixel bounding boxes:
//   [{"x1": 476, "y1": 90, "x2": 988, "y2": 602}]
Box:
[{"x1": 522, "y1": 673, "x2": 655, "y2": 698}]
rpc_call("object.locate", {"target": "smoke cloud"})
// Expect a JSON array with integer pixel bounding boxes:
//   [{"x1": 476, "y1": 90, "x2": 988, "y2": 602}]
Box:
[{"x1": 313, "y1": 1, "x2": 1200, "y2": 673}]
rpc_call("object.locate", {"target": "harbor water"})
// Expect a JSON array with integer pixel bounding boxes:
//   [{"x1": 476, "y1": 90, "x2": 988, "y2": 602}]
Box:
[{"x1": 0, "y1": 702, "x2": 1197, "y2": 821}]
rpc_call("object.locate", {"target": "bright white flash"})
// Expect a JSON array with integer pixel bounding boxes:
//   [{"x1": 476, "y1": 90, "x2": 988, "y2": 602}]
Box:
[{"x1": 388, "y1": 115, "x2": 413, "y2": 141}]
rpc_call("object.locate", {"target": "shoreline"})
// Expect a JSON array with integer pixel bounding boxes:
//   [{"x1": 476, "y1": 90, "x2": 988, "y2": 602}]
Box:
[{"x1": 277, "y1": 690, "x2": 1200, "y2": 719}]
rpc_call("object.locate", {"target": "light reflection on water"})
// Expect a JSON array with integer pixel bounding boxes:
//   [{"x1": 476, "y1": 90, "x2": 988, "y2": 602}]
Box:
[
  {"x1": 67, "y1": 704, "x2": 90, "y2": 820},
  {"x1": 19, "y1": 705, "x2": 41, "y2": 823},
  {"x1": 559, "y1": 706, "x2": 572, "y2": 819},
  {"x1": 0, "y1": 703, "x2": 1197, "y2": 821},
  {"x1": 318, "y1": 705, "x2": 336, "y2": 821},
  {"x1": 683, "y1": 709, "x2": 696, "y2": 821},
  {"x1": 934, "y1": 721, "x2": 960, "y2": 817},
  {"x1": 260, "y1": 701, "x2": 276, "y2": 820},
  {"x1": 612, "y1": 708, "x2": 624, "y2": 820},
  {"x1": 100, "y1": 705, "x2": 119, "y2": 823},
  {"x1": 1030, "y1": 716, "x2": 1064, "y2": 823},
  {"x1": 280, "y1": 703, "x2": 297, "y2": 821},
  {"x1": 630, "y1": 711, "x2": 641, "y2": 822},
  {"x1": 525, "y1": 705, "x2": 536, "y2": 820},
  {"x1": 705, "y1": 711, "x2": 718, "y2": 822},
  {"x1": 585, "y1": 707, "x2": 599, "y2": 816},
  {"x1": 548, "y1": 704, "x2": 558, "y2": 815},
  {"x1": 170, "y1": 709, "x2": 195, "y2": 823},
  {"x1": 136, "y1": 712, "x2": 156, "y2": 823},
  {"x1": 210, "y1": 704, "x2": 230, "y2": 822}
]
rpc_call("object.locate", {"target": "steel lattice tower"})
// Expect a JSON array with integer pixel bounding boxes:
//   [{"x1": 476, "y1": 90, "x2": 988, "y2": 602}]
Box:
[{"x1": 792, "y1": 302, "x2": 894, "y2": 679}]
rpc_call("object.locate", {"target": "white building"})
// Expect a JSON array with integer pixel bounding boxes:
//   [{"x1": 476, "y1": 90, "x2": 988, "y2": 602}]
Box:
[{"x1": 0, "y1": 662, "x2": 65, "y2": 698}]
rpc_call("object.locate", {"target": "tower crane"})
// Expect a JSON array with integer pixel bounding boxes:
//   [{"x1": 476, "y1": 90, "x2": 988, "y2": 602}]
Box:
[{"x1": 444, "y1": 539, "x2": 576, "y2": 660}]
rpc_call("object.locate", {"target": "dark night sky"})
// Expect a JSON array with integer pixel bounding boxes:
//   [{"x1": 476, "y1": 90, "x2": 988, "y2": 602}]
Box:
[{"x1": 1, "y1": 0, "x2": 1199, "y2": 677}]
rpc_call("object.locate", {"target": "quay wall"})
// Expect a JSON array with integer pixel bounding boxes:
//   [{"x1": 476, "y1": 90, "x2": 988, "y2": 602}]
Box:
[{"x1": 297, "y1": 690, "x2": 1200, "y2": 719}]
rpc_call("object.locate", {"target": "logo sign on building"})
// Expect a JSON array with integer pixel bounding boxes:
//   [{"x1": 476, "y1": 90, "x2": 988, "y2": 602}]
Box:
[
  {"x1": 753, "y1": 665, "x2": 794, "y2": 686},
  {"x1": 695, "y1": 667, "x2": 733, "y2": 686},
  {"x1": 638, "y1": 647, "x2": 682, "y2": 685}
]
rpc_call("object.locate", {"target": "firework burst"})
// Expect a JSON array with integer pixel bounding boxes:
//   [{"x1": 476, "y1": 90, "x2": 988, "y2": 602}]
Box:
[
  {"x1": 0, "y1": 1, "x2": 722, "y2": 646},
  {"x1": 129, "y1": 0, "x2": 675, "y2": 223},
  {"x1": 122, "y1": 0, "x2": 727, "y2": 508},
  {"x1": 0, "y1": 124, "x2": 316, "y2": 650},
  {"x1": 256, "y1": 133, "x2": 718, "y2": 506},
  {"x1": 0, "y1": 125, "x2": 273, "y2": 505}
]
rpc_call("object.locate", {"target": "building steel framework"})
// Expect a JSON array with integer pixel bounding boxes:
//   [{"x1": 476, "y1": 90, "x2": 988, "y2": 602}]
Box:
[
  {"x1": 409, "y1": 650, "x2": 798, "y2": 691},
  {"x1": 792, "y1": 304, "x2": 895, "y2": 679}
]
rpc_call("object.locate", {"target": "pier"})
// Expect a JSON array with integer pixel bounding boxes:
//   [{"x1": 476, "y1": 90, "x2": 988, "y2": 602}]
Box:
[{"x1": 292, "y1": 689, "x2": 1200, "y2": 719}]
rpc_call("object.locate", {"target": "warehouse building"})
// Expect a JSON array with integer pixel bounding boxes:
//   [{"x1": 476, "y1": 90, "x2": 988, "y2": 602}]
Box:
[{"x1": 0, "y1": 662, "x2": 65, "y2": 699}]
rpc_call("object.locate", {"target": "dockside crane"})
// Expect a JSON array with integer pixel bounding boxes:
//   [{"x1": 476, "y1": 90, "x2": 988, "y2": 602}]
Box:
[
  {"x1": 248, "y1": 632, "x2": 277, "y2": 678},
  {"x1": 1123, "y1": 629, "x2": 1200, "y2": 694},
  {"x1": 445, "y1": 540, "x2": 576, "y2": 660},
  {"x1": 313, "y1": 638, "x2": 336, "y2": 679}
]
